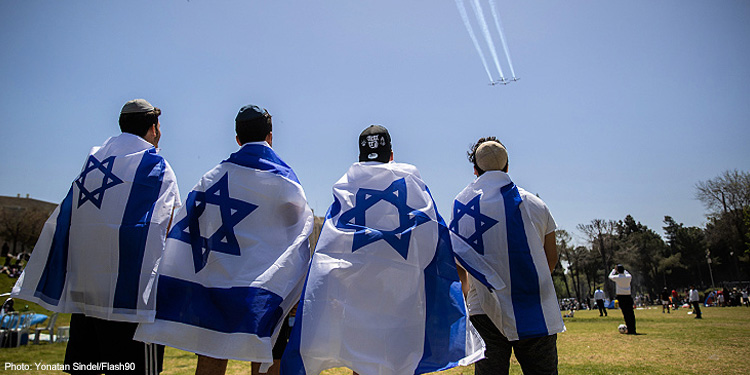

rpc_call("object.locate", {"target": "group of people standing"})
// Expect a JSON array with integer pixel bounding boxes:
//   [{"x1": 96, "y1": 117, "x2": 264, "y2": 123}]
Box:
[{"x1": 11, "y1": 99, "x2": 564, "y2": 375}]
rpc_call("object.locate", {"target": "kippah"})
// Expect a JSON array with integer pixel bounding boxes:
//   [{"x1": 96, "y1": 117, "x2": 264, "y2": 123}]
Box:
[
  {"x1": 475, "y1": 141, "x2": 508, "y2": 172},
  {"x1": 121, "y1": 99, "x2": 155, "y2": 114}
]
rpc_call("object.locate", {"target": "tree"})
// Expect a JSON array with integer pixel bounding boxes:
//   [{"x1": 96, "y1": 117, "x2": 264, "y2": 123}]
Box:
[
  {"x1": 577, "y1": 219, "x2": 618, "y2": 298},
  {"x1": 696, "y1": 170, "x2": 750, "y2": 280},
  {"x1": 0, "y1": 206, "x2": 49, "y2": 256},
  {"x1": 615, "y1": 215, "x2": 670, "y2": 297},
  {"x1": 554, "y1": 229, "x2": 573, "y2": 298},
  {"x1": 663, "y1": 216, "x2": 707, "y2": 288}
]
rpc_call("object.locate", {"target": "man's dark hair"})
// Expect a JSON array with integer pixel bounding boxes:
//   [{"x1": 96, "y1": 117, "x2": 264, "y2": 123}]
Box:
[
  {"x1": 119, "y1": 108, "x2": 161, "y2": 137},
  {"x1": 236, "y1": 114, "x2": 272, "y2": 144},
  {"x1": 467, "y1": 136, "x2": 507, "y2": 175}
]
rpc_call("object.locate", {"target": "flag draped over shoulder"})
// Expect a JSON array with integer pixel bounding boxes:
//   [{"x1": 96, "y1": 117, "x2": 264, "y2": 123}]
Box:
[
  {"x1": 450, "y1": 171, "x2": 564, "y2": 341},
  {"x1": 134, "y1": 143, "x2": 314, "y2": 364},
  {"x1": 281, "y1": 162, "x2": 483, "y2": 375},
  {"x1": 12, "y1": 133, "x2": 181, "y2": 323}
]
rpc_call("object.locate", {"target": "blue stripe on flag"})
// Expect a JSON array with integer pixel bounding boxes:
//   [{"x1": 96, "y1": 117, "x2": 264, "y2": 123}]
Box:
[
  {"x1": 34, "y1": 188, "x2": 74, "y2": 305},
  {"x1": 114, "y1": 149, "x2": 165, "y2": 310},
  {"x1": 280, "y1": 195, "x2": 341, "y2": 374},
  {"x1": 223, "y1": 144, "x2": 300, "y2": 184},
  {"x1": 416, "y1": 222, "x2": 467, "y2": 374},
  {"x1": 155, "y1": 275, "x2": 284, "y2": 337},
  {"x1": 501, "y1": 183, "x2": 548, "y2": 339},
  {"x1": 279, "y1": 266, "x2": 312, "y2": 375}
]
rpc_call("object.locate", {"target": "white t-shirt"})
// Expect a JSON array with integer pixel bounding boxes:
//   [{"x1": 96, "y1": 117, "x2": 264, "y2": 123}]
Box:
[
  {"x1": 689, "y1": 289, "x2": 700, "y2": 302},
  {"x1": 594, "y1": 289, "x2": 605, "y2": 300},
  {"x1": 465, "y1": 182, "x2": 556, "y2": 316},
  {"x1": 608, "y1": 270, "x2": 632, "y2": 295}
]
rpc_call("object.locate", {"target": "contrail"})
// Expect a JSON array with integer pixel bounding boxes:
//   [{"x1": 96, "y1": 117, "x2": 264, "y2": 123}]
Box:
[
  {"x1": 488, "y1": 0, "x2": 516, "y2": 78},
  {"x1": 470, "y1": 0, "x2": 505, "y2": 81},
  {"x1": 455, "y1": 0, "x2": 493, "y2": 82}
]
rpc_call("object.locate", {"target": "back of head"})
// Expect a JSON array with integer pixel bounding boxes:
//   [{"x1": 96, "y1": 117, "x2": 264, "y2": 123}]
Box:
[
  {"x1": 468, "y1": 137, "x2": 508, "y2": 175},
  {"x1": 235, "y1": 104, "x2": 272, "y2": 145},
  {"x1": 616, "y1": 264, "x2": 625, "y2": 274},
  {"x1": 358, "y1": 125, "x2": 392, "y2": 163},
  {"x1": 119, "y1": 99, "x2": 161, "y2": 137}
]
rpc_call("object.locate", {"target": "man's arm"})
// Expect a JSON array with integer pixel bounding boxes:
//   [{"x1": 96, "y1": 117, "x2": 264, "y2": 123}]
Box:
[
  {"x1": 608, "y1": 269, "x2": 618, "y2": 280},
  {"x1": 456, "y1": 264, "x2": 470, "y2": 298},
  {"x1": 543, "y1": 231, "x2": 557, "y2": 274}
]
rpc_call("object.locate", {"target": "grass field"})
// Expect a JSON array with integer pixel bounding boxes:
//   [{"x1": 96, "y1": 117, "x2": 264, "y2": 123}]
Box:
[{"x1": 1, "y1": 303, "x2": 749, "y2": 375}]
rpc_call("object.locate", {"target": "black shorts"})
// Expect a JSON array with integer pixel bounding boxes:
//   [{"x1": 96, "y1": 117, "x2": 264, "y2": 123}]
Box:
[
  {"x1": 64, "y1": 314, "x2": 164, "y2": 375},
  {"x1": 272, "y1": 315, "x2": 293, "y2": 360}
]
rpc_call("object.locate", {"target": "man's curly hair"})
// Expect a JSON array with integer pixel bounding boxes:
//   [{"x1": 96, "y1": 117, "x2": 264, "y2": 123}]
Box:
[{"x1": 467, "y1": 136, "x2": 507, "y2": 175}]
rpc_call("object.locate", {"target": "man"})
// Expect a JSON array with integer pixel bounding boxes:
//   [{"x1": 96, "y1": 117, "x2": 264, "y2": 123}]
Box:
[
  {"x1": 451, "y1": 137, "x2": 564, "y2": 375},
  {"x1": 134, "y1": 105, "x2": 314, "y2": 375},
  {"x1": 608, "y1": 265, "x2": 637, "y2": 335},
  {"x1": 661, "y1": 287, "x2": 671, "y2": 314},
  {"x1": 281, "y1": 125, "x2": 483, "y2": 375},
  {"x1": 12, "y1": 99, "x2": 181, "y2": 374},
  {"x1": 689, "y1": 286, "x2": 702, "y2": 319},
  {"x1": 594, "y1": 286, "x2": 607, "y2": 317}
]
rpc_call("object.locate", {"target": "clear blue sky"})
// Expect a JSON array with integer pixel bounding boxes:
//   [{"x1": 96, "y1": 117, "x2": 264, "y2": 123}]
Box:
[{"x1": 1, "y1": 1, "x2": 748, "y2": 244}]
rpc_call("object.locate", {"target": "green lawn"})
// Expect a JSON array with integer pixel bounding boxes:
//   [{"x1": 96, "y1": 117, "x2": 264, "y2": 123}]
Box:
[{"x1": 2, "y1": 300, "x2": 749, "y2": 375}]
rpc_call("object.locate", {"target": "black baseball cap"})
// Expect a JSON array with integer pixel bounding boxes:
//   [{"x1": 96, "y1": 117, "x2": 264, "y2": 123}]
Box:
[
  {"x1": 235, "y1": 104, "x2": 269, "y2": 122},
  {"x1": 358, "y1": 125, "x2": 391, "y2": 163}
]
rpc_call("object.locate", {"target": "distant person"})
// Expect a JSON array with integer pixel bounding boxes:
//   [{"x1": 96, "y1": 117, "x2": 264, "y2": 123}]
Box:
[
  {"x1": 12, "y1": 99, "x2": 181, "y2": 374},
  {"x1": 1, "y1": 298, "x2": 14, "y2": 315},
  {"x1": 661, "y1": 287, "x2": 671, "y2": 314},
  {"x1": 134, "y1": 104, "x2": 314, "y2": 375},
  {"x1": 671, "y1": 289, "x2": 679, "y2": 310},
  {"x1": 689, "y1": 286, "x2": 702, "y2": 319},
  {"x1": 594, "y1": 286, "x2": 608, "y2": 317},
  {"x1": 742, "y1": 289, "x2": 749, "y2": 307},
  {"x1": 609, "y1": 264, "x2": 637, "y2": 335},
  {"x1": 450, "y1": 137, "x2": 565, "y2": 375}
]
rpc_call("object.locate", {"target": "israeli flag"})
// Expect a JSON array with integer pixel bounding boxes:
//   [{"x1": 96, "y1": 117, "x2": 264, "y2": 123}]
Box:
[
  {"x1": 281, "y1": 162, "x2": 484, "y2": 375},
  {"x1": 134, "y1": 142, "x2": 314, "y2": 365},
  {"x1": 450, "y1": 171, "x2": 564, "y2": 341},
  {"x1": 12, "y1": 133, "x2": 181, "y2": 323}
]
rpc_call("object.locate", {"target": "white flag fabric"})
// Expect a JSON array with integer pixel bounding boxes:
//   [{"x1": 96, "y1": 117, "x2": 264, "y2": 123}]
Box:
[
  {"x1": 12, "y1": 133, "x2": 181, "y2": 323},
  {"x1": 134, "y1": 142, "x2": 314, "y2": 365},
  {"x1": 450, "y1": 171, "x2": 564, "y2": 341},
  {"x1": 281, "y1": 162, "x2": 484, "y2": 375}
]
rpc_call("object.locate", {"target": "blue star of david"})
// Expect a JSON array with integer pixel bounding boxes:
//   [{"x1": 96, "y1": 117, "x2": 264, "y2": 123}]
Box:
[
  {"x1": 169, "y1": 173, "x2": 258, "y2": 273},
  {"x1": 75, "y1": 155, "x2": 124, "y2": 209},
  {"x1": 335, "y1": 178, "x2": 431, "y2": 259},
  {"x1": 450, "y1": 194, "x2": 498, "y2": 255}
]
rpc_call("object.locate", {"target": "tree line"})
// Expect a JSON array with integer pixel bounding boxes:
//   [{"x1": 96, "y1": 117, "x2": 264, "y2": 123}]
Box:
[
  {"x1": 0, "y1": 197, "x2": 54, "y2": 257},
  {"x1": 553, "y1": 169, "x2": 750, "y2": 301}
]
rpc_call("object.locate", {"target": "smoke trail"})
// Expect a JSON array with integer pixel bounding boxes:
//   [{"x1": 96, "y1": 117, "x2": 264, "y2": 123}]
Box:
[
  {"x1": 455, "y1": 0, "x2": 493, "y2": 82},
  {"x1": 488, "y1": 0, "x2": 516, "y2": 78},
  {"x1": 470, "y1": 0, "x2": 505, "y2": 81}
]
